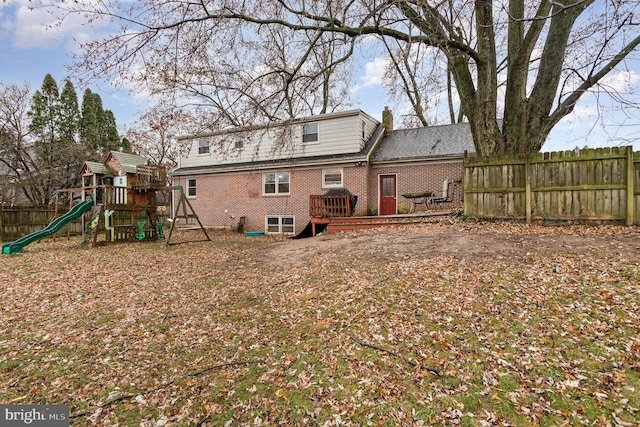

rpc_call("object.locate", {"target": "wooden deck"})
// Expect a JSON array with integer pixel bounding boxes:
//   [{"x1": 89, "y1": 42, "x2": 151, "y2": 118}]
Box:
[
  {"x1": 309, "y1": 211, "x2": 451, "y2": 236},
  {"x1": 309, "y1": 194, "x2": 353, "y2": 218}
]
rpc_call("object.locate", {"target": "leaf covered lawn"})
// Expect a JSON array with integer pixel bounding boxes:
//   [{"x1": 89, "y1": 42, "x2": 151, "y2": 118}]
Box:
[{"x1": 1, "y1": 221, "x2": 639, "y2": 426}]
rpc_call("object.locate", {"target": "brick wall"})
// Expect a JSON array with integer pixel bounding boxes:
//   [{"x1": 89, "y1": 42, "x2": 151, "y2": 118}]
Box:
[
  {"x1": 173, "y1": 164, "x2": 370, "y2": 234},
  {"x1": 369, "y1": 159, "x2": 464, "y2": 214},
  {"x1": 173, "y1": 159, "x2": 463, "y2": 233}
]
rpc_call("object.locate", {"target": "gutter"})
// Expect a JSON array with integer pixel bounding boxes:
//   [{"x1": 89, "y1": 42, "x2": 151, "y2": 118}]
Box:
[
  {"x1": 370, "y1": 153, "x2": 466, "y2": 167},
  {"x1": 366, "y1": 124, "x2": 386, "y2": 164},
  {"x1": 172, "y1": 157, "x2": 368, "y2": 177}
]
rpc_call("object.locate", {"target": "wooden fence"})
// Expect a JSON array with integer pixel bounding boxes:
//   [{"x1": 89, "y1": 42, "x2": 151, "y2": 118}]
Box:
[
  {"x1": 463, "y1": 146, "x2": 639, "y2": 224},
  {"x1": 0, "y1": 207, "x2": 83, "y2": 242}
]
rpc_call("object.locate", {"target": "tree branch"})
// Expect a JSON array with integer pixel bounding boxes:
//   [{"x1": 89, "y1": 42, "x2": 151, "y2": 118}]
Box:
[
  {"x1": 69, "y1": 359, "x2": 266, "y2": 419},
  {"x1": 351, "y1": 336, "x2": 441, "y2": 376}
]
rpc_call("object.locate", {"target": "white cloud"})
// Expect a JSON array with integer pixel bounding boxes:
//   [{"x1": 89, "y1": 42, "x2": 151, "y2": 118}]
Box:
[
  {"x1": 598, "y1": 70, "x2": 640, "y2": 93},
  {"x1": 7, "y1": 0, "x2": 111, "y2": 50},
  {"x1": 361, "y1": 57, "x2": 388, "y2": 87}
]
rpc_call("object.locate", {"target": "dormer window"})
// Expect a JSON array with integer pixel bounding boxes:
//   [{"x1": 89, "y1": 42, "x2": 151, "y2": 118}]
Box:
[
  {"x1": 302, "y1": 123, "x2": 319, "y2": 143},
  {"x1": 198, "y1": 139, "x2": 210, "y2": 155}
]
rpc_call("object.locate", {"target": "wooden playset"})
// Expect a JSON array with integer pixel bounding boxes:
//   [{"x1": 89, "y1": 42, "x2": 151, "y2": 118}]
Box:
[
  {"x1": 2, "y1": 151, "x2": 210, "y2": 254},
  {"x1": 75, "y1": 151, "x2": 211, "y2": 247}
]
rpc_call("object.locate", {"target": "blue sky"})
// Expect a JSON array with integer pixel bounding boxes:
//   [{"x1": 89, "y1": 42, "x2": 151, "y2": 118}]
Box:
[{"x1": 1, "y1": 0, "x2": 638, "y2": 152}]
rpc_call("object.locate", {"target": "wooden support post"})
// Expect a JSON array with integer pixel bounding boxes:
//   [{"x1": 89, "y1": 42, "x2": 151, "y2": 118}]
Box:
[
  {"x1": 525, "y1": 154, "x2": 532, "y2": 224},
  {"x1": 626, "y1": 145, "x2": 635, "y2": 226},
  {"x1": 52, "y1": 191, "x2": 59, "y2": 241},
  {"x1": 165, "y1": 187, "x2": 211, "y2": 246}
]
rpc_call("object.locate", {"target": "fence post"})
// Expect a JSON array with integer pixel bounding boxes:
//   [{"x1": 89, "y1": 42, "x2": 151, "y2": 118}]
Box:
[
  {"x1": 525, "y1": 154, "x2": 531, "y2": 224},
  {"x1": 626, "y1": 145, "x2": 634, "y2": 226}
]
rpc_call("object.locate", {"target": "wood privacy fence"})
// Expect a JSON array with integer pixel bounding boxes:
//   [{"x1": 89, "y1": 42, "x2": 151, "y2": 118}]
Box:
[
  {"x1": 463, "y1": 146, "x2": 639, "y2": 225},
  {"x1": 0, "y1": 207, "x2": 83, "y2": 242}
]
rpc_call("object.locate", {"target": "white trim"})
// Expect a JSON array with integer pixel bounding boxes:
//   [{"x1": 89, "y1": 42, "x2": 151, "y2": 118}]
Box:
[
  {"x1": 265, "y1": 215, "x2": 295, "y2": 234},
  {"x1": 262, "y1": 171, "x2": 290, "y2": 196},
  {"x1": 187, "y1": 178, "x2": 197, "y2": 198},
  {"x1": 198, "y1": 139, "x2": 210, "y2": 156},
  {"x1": 302, "y1": 122, "x2": 319, "y2": 144},
  {"x1": 173, "y1": 158, "x2": 367, "y2": 177},
  {"x1": 377, "y1": 173, "x2": 398, "y2": 216},
  {"x1": 322, "y1": 167, "x2": 344, "y2": 188}
]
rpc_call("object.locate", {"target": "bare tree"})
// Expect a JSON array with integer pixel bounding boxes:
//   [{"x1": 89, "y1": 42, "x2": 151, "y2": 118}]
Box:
[
  {"x1": 0, "y1": 82, "x2": 41, "y2": 205},
  {"x1": 381, "y1": 38, "x2": 450, "y2": 128},
  {"x1": 50, "y1": 0, "x2": 640, "y2": 156},
  {"x1": 125, "y1": 102, "x2": 196, "y2": 169}
]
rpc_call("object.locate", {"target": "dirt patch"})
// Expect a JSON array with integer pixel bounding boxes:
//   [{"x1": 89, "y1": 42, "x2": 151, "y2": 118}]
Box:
[{"x1": 270, "y1": 219, "x2": 640, "y2": 266}]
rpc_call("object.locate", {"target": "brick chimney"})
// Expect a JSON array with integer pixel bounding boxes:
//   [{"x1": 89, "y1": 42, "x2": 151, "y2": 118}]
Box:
[{"x1": 382, "y1": 106, "x2": 393, "y2": 136}]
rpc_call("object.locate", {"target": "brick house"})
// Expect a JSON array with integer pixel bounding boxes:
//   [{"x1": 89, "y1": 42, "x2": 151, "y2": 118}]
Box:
[
  {"x1": 370, "y1": 122, "x2": 476, "y2": 215},
  {"x1": 172, "y1": 109, "x2": 475, "y2": 234}
]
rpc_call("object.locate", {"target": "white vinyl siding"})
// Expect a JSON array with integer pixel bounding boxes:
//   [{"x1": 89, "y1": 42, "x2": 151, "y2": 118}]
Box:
[
  {"x1": 179, "y1": 111, "x2": 379, "y2": 169},
  {"x1": 265, "y1": 216, "x2": 295, "y2": 234}
]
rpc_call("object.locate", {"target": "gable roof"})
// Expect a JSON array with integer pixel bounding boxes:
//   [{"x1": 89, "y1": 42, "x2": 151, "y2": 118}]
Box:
[
  {"x1": 372, "y1": 122, "x2": 476, "y2": 162},
  {"x1": 81, "y1": 161, "x2": 111, "y2": 176},
  {"x1": 106, "y1": 151, "x2": 150, "y2": 174}
]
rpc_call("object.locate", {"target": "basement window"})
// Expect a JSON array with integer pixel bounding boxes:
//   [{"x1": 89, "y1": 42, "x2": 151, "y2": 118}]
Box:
[{"x1": 265, "y1": 216, "x2": 295, "y2": 234}]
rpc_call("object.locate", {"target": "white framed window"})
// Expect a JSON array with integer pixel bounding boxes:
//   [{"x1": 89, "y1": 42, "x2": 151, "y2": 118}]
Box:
[
  {"x1": 198, "y1": 139, "x2": 210, "y2": 155},
  {"x1": 362, "y1": 120, "x2": 366, "y2": 139},
  {"x1": 187, "y1": 178, "x2": 197, "y2": 197},
  {"x1": 322, "y1": 168, "x2": 343, "y2": 188},
  {"x1": 265, "y1": 215, "x2": 295, "y2": 234},
  {"x1": 234, "y1": 135, "x2": 243, "y2": 149},
  {"x1": 302, "y1": 123, "x2": 319, "y2": 143},
  {"x1": 263, "y1": 171, "x2": 290, "y2": 195}
]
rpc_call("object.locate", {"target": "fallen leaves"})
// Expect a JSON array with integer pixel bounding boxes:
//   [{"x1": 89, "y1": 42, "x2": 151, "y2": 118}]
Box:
[{"x1": 1, "y1": 223, "x2": 639, "y2": 426}]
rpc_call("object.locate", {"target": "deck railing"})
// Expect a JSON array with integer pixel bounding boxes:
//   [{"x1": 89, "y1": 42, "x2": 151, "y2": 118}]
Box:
[
  {"x1": 136, "y1": 164, "x2": 167, "y2": 187},
  {"x1": 309, "y1": 194, "x2": 352, "y2": 218},
  {"x1": 101, "y1": 185, "x2": 130, "y2": 205}
]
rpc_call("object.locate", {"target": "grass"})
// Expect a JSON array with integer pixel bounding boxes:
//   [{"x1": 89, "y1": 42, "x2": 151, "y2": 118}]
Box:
[{"x1": 1, "y1": 225, "x2": 640, "y2": 426}]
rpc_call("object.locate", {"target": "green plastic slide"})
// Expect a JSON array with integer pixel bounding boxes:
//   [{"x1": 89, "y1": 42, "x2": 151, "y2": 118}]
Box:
[{"x1": 2, "y1": 199, "x2": 94, "y2": 255}]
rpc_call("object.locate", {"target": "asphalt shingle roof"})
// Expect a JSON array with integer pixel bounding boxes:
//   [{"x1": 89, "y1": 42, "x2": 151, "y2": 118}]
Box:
[
  {"x1": 108, "y1": 151, "x2": 151, "y2": 174},
  {"x1": 82, "y1": 161, "x2": 111, "y2": 176},
  {"x1": 372, "y1": 122, "x2": 476, "y2": 162}
]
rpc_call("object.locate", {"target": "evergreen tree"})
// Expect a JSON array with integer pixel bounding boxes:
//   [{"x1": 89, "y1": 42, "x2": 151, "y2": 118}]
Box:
[
  {"x1": 80, "y1": 88, "x2": 99, "y2": 159},
  {"x1": 28, "y1": 74, "x2": 62, "y2": 205},
  {"x1": 103, "y1": 109, "x2": 121, "y2": 152},
  {"x1": 80, "y1": 89, "x2": 120, "y2": 158},
  {"x1": 58, "y1": 80, "x2": 83, "y2": 188},
  {"x1": 120, "y1": 136, "x2": 132, "y2": 153}
]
